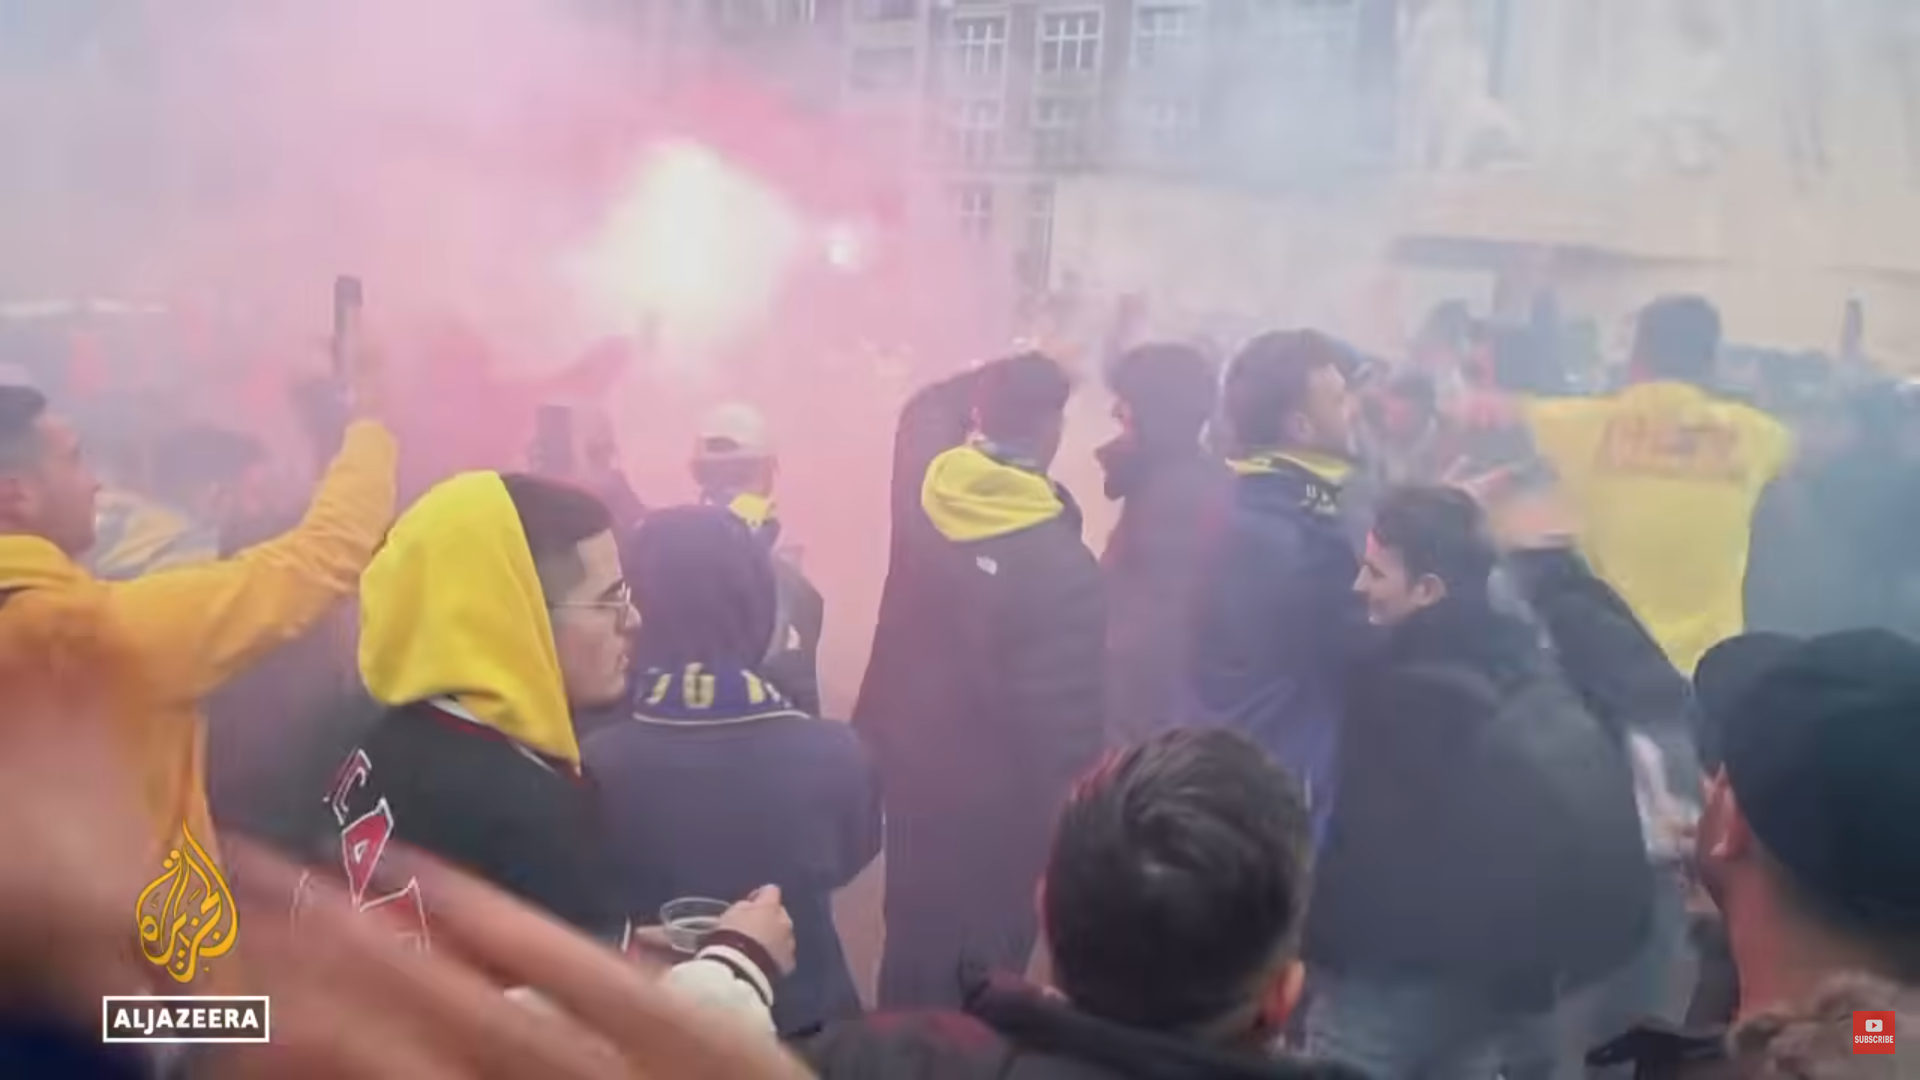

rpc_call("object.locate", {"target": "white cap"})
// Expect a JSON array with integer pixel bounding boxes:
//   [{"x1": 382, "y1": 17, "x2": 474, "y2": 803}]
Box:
[{"x1": 694, "y1": 402, "x2": 772, "y2": 460}]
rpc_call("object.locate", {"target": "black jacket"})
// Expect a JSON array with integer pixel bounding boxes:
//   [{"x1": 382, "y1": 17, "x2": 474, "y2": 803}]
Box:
[
  {"x1": 852, "y1": 371, "x2": 1106, "y2": 883},
  {"x1": 763, "y1": 546, "x2": 827, "y2": 716},
  {"x1": 1308, "y1": 565, "x2": 1653, "y2": 1006},
  {"x1": 803, "y1": 972, "x2": 1371, "y2": 1080},
  {"x1": 1097, "y1": 434, "x2": 1231, "y2": 746},
  {"x1": 311, "y1": 701, "x2": 627, "y2": 945},
  {"x1": 1306, "y1": 595, "x2": 1552, "y2": 999}
]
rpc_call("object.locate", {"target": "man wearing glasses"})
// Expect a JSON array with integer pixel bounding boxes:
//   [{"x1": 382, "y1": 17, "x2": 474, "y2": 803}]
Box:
[{"x1": 308, "y1": 472, "x2": 792, "y2": 1031}]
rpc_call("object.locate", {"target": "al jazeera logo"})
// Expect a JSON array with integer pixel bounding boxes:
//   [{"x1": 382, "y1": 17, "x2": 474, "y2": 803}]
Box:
[{"x1": 101, "y1": 822, "x2": 269, "y2": 1044}]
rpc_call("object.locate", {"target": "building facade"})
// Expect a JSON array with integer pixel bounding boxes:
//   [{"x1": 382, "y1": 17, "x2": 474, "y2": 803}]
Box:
[{"x1": 642, "y1": 0, "x2": 1399, "y2": 295}]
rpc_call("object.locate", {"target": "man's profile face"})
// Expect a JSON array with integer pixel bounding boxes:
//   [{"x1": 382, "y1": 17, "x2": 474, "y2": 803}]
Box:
[
  {"x1": 0, "y1": 417, "x2": 101, "y2": 556},
  {"x1": 1355, "y1": 534, "x2": 1443, "y2": 626},
  {"x1": 1296, "y1": 365, "x2": 1356, "y2": 457},
  {"x1": 549, "y1": 530, "x2": 634, "y2": 709}
]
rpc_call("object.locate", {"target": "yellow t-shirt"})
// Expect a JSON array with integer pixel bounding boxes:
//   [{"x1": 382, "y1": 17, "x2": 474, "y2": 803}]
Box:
[{"x1": 1528, "y1": 383, "x2": 1794, "y2": 675}]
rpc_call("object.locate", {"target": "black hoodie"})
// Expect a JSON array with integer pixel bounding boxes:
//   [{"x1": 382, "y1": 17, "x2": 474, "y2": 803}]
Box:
[
  {"x1": 1096, "y1": 430, "x2": 1231, "y2": 746},
  {"x1": 803, "y1": 972, "x2": 1372, "y2": 1080}
]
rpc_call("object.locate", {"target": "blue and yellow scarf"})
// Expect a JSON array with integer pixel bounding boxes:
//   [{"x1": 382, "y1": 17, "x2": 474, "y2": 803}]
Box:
[{"x1": 1227, "y1": 449, "x2": 1352, "y2": 518}]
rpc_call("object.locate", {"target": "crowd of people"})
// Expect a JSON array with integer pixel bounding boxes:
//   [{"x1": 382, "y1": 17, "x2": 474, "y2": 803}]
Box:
[{"x1": 0, "y1": 291, "x2": 1914, "y2": 1079}]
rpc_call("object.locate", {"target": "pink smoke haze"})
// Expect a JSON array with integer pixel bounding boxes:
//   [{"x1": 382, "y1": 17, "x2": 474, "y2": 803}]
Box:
[{"x1": 0, "y1": 0, "x2": 1032, "y2": 706}]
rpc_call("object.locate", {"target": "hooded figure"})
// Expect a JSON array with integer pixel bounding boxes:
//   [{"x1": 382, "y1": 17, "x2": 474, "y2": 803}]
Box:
[
  {"x1": 589, "y1": 506, "x2": 880, "y2": 1037},
  {"x1": 315, "y1": 471, "x2": 628, "y2": 943},
  {"x1": 1095, "y1": 344, "x2": 1230, "y2": 746},
  {"x1": 853, "y1": 355, "x2": 1106, "y2": 1011},
  {"x1": 312, "y1": 475, "x2": 786, "y2": 1036}
]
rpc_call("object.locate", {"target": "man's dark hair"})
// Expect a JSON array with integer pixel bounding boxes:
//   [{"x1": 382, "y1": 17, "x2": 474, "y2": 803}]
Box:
[
  {"x1": 1106, "y1": 343, "x2": 1218, "y2": 443},
  {"x1": 151, "y1": 425, "x2": 266, "y2": 505},
  {"x1": 1634, "y1": 295, "x2": 1722, "y2": 384},
  {"x1": 500, "y1": 472, "x2": 615, "y2": 602},
  {"x1": 1370, "y1": 485, "x2": 1496, "y2": 596},
  {"x1": 691, "y1": 455, "x2": 770, "y2": 497},
  {"x1": 0, "y1": 386, "x2": 49, "y2": 471},
  {"x1": 1043, "y1": 728, "x2": 1312, "y2": 1032},
  {"x1": 974, "y1": 352, "x2": 1072, "y2": 447},
  {"x1": 1222, "y1": 330, "x2": 1344, "y2": 451}
]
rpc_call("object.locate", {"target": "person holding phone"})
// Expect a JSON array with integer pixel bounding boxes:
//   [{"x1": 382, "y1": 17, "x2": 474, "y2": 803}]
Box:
[{"x1": 0, "y1": 280, "x2": 399, "y2": 899}]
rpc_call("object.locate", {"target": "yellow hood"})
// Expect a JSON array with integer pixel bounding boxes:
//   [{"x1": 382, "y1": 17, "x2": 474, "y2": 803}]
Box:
[
  {"x1": 921, "y1": 445, "x2": 1064, "y2": 542},
  {"x1": 0, "y1": 535, "x2": 95, "y2": 593},
  {"x1": 358, "y1": 472, "x2": 579, "y2": 764}
]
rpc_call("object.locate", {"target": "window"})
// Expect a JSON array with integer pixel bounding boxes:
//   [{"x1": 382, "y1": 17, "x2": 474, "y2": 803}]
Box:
[
  {"x1": 951, "y1": 183, "x2": 995, "y2": 240},
  {"x1": 852, "y1": 0, "x2": 917, "y2": 20},
  {"x1": 1037, "y1": 10, "x2": 1101, "y2": 76},
  {"x1": 1131, "y1": 5, "x2": 1197, "y2": 71},
  {"x1": 947, "y1": 14, "x2": 1009, "y2": 78},
  {"x1": 848, "y1": 46, "x2": 917, "y2": 93},
  {"x1": 1021, "y1": 182, "x2": 1055, "y2": 286},
  {"x1": 1031, "y1": 97, "x2": 1093, "y2": 166},
  {"x1": 1245, "y1": 0, "x2": 1359, "y2": 90},
  {"x1": 719, "y1": 0, "x2": 816, "y2": 26},
  {"x1": 1134, "y1": 96, "x2": 1200, "y2": 156},
  {"x1": 772, "y1": 0, "x2": 816, "y2": 23},
  {"x1": 943, "y1": 98, "x2": 1004, "y2": 165}
]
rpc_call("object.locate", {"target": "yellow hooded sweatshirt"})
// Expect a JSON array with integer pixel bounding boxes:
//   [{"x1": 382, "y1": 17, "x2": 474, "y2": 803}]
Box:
[
  {"x1": 357, "y1": 471, "x2": 580, "y2": 765},
  {"x1": 0, "y1": 421, "x2": 398, "y2": 864}
]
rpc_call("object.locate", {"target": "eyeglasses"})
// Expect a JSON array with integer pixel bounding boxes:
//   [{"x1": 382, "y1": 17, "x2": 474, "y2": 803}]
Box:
[{"x1": 551, "y1": 581, "x2": 638, "y2": 630}]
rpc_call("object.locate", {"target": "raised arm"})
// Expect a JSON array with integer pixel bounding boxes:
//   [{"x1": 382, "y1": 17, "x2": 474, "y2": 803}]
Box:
[
  {"x1": 111, "y1": 420, "x2": 397, "y2": 704},
  {"x1": 889, "y1": 370, "x2": 978, "y2": 537}
]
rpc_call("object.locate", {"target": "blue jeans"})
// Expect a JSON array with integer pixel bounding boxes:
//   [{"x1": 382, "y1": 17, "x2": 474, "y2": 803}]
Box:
[{"x1": 1306, "y1": 972, "x2": 1540, "y2": 1080}]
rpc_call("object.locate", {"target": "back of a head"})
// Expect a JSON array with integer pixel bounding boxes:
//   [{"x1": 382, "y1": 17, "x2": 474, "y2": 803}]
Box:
[
  {"x1": 625, "y1": 504, "x2": 778, "y2": 671},
  {"x1": 973, "y1": 351, "x2": 1072, "y2": 448},
  {"x1": 1107, "y1": 343, "x2": 1218, "y2": 444},
  {"x1": 1634, "y1": 295, "x2": 1722, "y2": 385},
  {"x1": 1222, "y1": 330, "x2": 1343, "y2": 452},
  {"x1": 1370, "y1": 485, "x2": 1497, "y2": 599},
  {"x1": 1043, "y1": 729, "x2": 1312, "y2": 1032},
  {"x1": 1717, "y1": 630, "x2": 1920, "y2": 971},
  {"x1": 691, "y1": 401, "x2": 776, "y2": 496},
  {"x1": 499, "y1": 473, "x2": 615, "y2": 605}
]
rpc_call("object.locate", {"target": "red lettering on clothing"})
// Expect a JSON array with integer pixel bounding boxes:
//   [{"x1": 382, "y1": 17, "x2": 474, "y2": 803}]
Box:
[
  {"x1": 1597, "y1": 416, "x2": 1749, "y2": 484},
  {"x1": 339, "y1": 800, "x2": 396, "y2": 908},
  {"x1": 359, "y1": 878, "x2": 430, "y2": 952},
  {"x1": 325, "y1": 749, "x2": 372, "y2": 827}
]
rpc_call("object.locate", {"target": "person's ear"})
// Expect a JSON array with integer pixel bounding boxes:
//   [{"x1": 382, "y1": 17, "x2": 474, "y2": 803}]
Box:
[
  {"x1": 1282, "y1": 411, "x2": 1311, "y2": 446},
  {"x1": 1711, "y1": 782, "x2": 1755, "y2": 862},
  {"x1": 1412, "y1": 572, "x2": 1450, "y2": 608},
  {"x1": 1258, "y1": 959, "x2": 1306, "y2": 1032},
  {"x1": 0, "y1": 473, "x2": 36, "y2": 522}
]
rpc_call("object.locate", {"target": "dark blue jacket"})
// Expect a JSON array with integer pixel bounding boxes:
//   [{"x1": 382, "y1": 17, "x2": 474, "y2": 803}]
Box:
[
  {"x1": 1185, "y1": 454, "x2": 1366, "y2": 847},
  {"x1": 585, "y1": 667, "x2": 882, "y2": 1036}
]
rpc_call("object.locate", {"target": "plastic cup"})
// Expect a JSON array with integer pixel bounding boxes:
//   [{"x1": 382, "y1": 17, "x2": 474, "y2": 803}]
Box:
[{"x1": 659, "y1": 897, "x2": 729, "y2": 954}]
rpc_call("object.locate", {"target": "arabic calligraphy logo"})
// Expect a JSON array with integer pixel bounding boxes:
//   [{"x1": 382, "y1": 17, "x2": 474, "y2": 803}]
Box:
[{"x1": 136, "y1": 822, "x2": 238, "y2": 983}]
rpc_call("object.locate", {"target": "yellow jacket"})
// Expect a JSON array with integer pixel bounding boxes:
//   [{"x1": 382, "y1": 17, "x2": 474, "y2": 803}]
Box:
[
  {"x1": 1529, "y1": 383, "x2": 1793, "y2": 674},
  {"x1": 0, "y1": 421, "x2": 398, "y2": 862}
]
